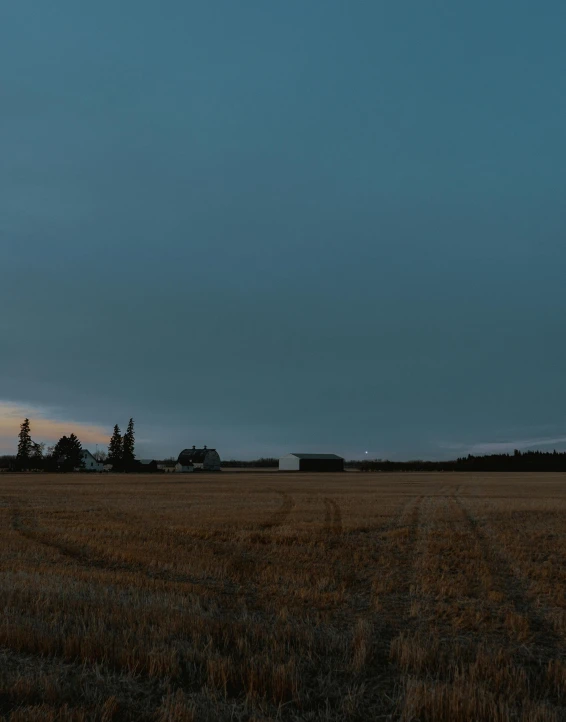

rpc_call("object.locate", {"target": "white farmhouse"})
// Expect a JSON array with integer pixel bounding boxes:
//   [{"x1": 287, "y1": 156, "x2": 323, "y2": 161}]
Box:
[{"x1": 80, "y1": 450, "x2": 104, "y2": 472}]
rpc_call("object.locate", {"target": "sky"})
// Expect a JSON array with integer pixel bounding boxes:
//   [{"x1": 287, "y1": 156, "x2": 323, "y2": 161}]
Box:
[{"x1": 1, "y1": 1, "x2": 565, "y2": 460}]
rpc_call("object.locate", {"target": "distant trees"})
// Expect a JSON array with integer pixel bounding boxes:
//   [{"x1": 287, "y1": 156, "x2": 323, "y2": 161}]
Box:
[
  {"x1": 16, "y1": 418, "x2": 32, "y2": 469},
  {"x1": 51, "y1": 434, "x2": 84, "y2": 472},
  {"x1": 108, "y1": 425, "x2": 123, "y2": 467},
  {"x1": 357, "y1": 449, "x2": 566, "y2": 472},
  {"x1": 30, "y1": 441, "x2": 45, "y2": 471},
  {"x1": 0, "y1": 455, "x2": 16, "y2": 471},
  {"x1": 15, "y1": 419, "x2": 45, "y2": 470},
  {"x1": 12, "y1": 417, "x2": 120, "y2": 473},
  {"x1": 107, "y1": 418, "x2": 136, "y2": 471},
  {"x1": 122, "y1": 418, "x2": 136, "y2": 469},
  {"x1": 221, "y1": 458, "x2": 278, "y2": 468}
]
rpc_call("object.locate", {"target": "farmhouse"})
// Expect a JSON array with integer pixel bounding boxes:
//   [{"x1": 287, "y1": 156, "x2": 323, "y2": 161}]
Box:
[
  {"x1": 80, "y1": 450, "x2": 104, "y2": 472},
  {"x1": 177, "y1": 446, "x2": 221, "y2": 471},
  {"x1": 279, "y1": 453, "x2": 344, "y2": 472}
]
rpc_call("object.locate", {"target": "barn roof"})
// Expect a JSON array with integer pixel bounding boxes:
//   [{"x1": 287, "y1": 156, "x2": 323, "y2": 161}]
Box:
[
  {"x1": 287, "y1": 453, "x2": 343, "y2": 460},
  {"x1": 178, "y1": 448, "x2": 216, "y2": 463}
]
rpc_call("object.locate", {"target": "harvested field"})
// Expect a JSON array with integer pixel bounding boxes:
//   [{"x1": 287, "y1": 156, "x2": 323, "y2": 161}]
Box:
[{"x1": 0, "y1": 472, "x2": 565, "y2": 721}]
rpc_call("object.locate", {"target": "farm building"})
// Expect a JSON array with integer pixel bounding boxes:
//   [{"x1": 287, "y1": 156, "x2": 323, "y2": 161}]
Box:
[
  {"x1": 80, "y1": 450, "x2": 104, "y2": 472},
  {"x1": 177, "y1": 446, "x2": 221, "y2": 471},
  {"x1": 279, "y1": 453, "x2": 344, "y2": 472},
  {"x1": 137, "y1": 459, "x2": 159, "y2": 473}
]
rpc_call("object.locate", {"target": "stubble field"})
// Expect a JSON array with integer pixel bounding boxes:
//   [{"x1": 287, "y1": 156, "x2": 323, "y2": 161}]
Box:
[{"x1": 0, "y1": 472, "x2": 565, "y2": 721}]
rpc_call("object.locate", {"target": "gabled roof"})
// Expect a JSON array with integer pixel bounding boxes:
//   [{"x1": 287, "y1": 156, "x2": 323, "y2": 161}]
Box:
[
  {"x1": 81, "y1": 450, "x2": 99, "y2": 460},
  {"x1": 178, "y1": 448, "x2": 216, "y2": 463},
  {"x1": 286, "y1": 453, "x2": 343, "y2": 460}
]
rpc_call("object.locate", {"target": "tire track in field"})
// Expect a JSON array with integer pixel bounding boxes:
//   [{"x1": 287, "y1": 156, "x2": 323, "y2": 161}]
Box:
[
  {"x1": 323, "y1": 497, "x2": 342, "y2": 535},
  {"x1": 259, "y1": 492, "x2": 295, "y2": 530},
  {"x1": 453, "y1": 495, "x2": 565, "y2": 704},
  {"x1": 11, "y1": 506, "x2": 119, "y2": 573},
  {"x1": 364, "y1": 495, "x2": 425, "y2": 715},
  {"x1": 9, "y1": 507, "x2": 216, "y2": 590},
  {"x1": 453, "y1": 495, "x2": 561, "y2": 645},
  {"x1": 376, "y1": 494, "x2": 424, "y2": 538},
  {"x1": 101, "y1": 505, "x2": 257, "y2": 602},
  {"x1": 102, "y1": 504, "x2": 286, "y2": 606}
]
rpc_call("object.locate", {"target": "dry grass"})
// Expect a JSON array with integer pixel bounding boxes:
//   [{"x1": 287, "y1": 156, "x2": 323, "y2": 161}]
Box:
[{"x1": 0, "y1": 471, "x2": 565, "y2": 720}]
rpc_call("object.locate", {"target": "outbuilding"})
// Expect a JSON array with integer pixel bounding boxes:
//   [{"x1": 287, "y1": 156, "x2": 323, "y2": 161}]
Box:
[
  {"x1": 177, "y1": 446, "x2": 221, "y2": 471},
  {"x1": 137, "y1": 459, "x2": 159, "y2": 473},
  {"x1": 279, "y1": 453, "x2": 344, "y2": 472}
]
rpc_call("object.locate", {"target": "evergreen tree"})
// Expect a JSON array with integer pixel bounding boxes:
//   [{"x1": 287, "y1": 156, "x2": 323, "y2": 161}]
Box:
[
  {"x1": 67, "y1": 434, "x2": 84, "y2": 471},
  {"x1": 107, "y1": 425, "x2": 123, "y2": 468},
  {"x1": 51, "y1": 434, "x2": 84, "y2": 472},
  {"x1": 16, "y1": 418, "x2": 32, "y2": 469},
  {"x1": 122, "y1": 418, "x2": 136, "y2": 470}
]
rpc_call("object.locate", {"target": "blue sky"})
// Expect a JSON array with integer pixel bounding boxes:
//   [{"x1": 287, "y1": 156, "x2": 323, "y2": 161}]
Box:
[{"x1": 1, "y1": 1, "x2": 565, "y2": 459}]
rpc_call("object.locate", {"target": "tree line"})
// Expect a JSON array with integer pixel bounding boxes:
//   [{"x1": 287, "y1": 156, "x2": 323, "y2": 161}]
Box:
[
  {"x1": 3, "y1": 417, "x2": 138, "y2": 472},
  {"x1": 355, "y1": 450, "x2": 566, "y2": 472},
  {"x1": 221, "y1": 458, "x2": 278, "y2": 468}
]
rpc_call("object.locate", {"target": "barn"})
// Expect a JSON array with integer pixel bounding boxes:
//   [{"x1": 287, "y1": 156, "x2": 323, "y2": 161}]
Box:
[
  {"x1": 177, "y1": 446, "x2": 221, "y2": 471},
  {"x1": 279, "y1": 453, "x2": 344, "y2": 472}
]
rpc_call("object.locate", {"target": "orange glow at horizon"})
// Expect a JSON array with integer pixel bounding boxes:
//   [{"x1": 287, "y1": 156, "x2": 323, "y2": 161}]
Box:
[{"x1": 0, "y1": 401, "x2": 109, "y2": 453}]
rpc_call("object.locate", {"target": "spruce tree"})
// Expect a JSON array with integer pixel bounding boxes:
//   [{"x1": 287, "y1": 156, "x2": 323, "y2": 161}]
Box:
[
  {"x1": 108, "y1": 425, "x2": 123, "y2": 469},
  {"x1": 67, "y1": 434, "x2": 84, "y2": 471},
  {"x1": 52, "y1": 434, "x2": 84, "y2": 472},
  {"x1": 122, "y1": 418, "x2": 135, "y2": 470},
  {"x1": 51, "y1": 435, "x2": 68, "y2": 469},
  {"x1": 16, "y1": 418, "x2": 32, "y2": 470}
]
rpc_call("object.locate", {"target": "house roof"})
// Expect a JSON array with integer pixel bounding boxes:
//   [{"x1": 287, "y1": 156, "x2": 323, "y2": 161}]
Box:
[
  {"x1": 81, "y1": 450, "x2": 98, "y2": 460},
  {"x1": 286, "y1": 453, "x2": 343, "y2": 460},
  {"x1": 178, "y1": 448, "x2": 216, "y2": 463},
  {"x1": 139, "y1": 459, "x2": 157, "y2": 465}
]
